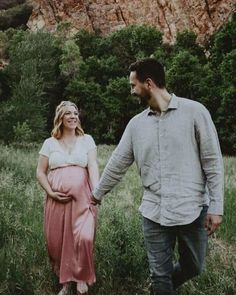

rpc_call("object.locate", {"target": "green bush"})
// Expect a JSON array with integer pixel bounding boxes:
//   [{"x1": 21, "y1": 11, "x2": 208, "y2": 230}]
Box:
[
  {"x1": 0, "y1": 0, "x2": 26, "y2": 10},
  {"x1": 167, "y1": 50, "x2": 202, "y2": 100},
  {"x1": 0, "y1": 30, "x2": 63, "y2": 143},
  {"x1": 59, "y1": 39, "x2": 82, "y2": 79},
  {"x1": 0, "y1": 61, "x2": 47, "y2": 143},
  {"x1": 174, "y1": 30, "x2": 206, "y2": 63},
  {"x1": 0, "y1": 15, "x2": 236, "y2": 152},
  {"x1": 0, "y1": 3, "x2": 32, "y2": 30},
  {"x1": 13, "y1": 121, "x2": 33, "y2": 143}
]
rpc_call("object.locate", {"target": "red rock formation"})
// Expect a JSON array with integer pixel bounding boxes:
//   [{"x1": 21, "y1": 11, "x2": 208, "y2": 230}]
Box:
[{"x1": 27, "y1": 0, "x2": 236, "y2": 44}]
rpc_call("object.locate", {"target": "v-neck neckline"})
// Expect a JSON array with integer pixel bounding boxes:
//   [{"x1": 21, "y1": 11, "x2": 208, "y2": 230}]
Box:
[{"x1": 54, "y1": 137, "x2": 78, "y2": 155}]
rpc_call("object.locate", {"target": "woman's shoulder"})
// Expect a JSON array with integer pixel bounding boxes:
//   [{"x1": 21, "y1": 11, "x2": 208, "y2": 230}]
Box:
[
  {"x1": 41, "y1": 137, "x2": 59, "y2": 150},
  {"x1": 43, "y1": 136, "x2": 57, "y2": 145},
  {"x1": 79, "y1": 134, "x2": 96, "y2": 149},
  {"x1": 85, "y1": 133, "x2": 94, "y2": 139},
  {"x1": 79, "y1": 134, "x2": 94, "y2": 141},
  {"x1": 39, "y1": 137, "x2": 57, "y2": 156}
]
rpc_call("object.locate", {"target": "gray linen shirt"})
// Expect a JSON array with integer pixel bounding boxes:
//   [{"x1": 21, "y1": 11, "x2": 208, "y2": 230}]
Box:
[{"x1": 93, "y1": 94, "x2": 224, "y2": 226}]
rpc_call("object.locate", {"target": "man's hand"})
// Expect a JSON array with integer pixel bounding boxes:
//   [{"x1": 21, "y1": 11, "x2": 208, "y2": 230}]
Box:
[
  {"x1": 205, "y1": 214, "x2": 222, "y2": 235},
  {"x1": 90, "y1": 195, "x2": 101, "y2": 206}
]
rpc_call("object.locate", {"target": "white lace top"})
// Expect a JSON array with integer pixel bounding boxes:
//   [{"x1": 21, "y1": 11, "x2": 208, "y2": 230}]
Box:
[{"x1": 39, "y1": 134, "x2": 96, "y2": 170}]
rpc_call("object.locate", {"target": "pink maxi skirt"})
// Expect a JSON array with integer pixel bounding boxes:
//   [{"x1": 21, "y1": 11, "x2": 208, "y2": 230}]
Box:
[{"x1": 44, "y1": 165, "x2": 97, "y2": 285}]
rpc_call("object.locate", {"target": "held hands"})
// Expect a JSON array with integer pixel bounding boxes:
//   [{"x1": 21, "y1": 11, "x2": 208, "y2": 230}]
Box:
[
  {"x1": 90, "y1": 195, "x2": 101, "y2": 206},
  {"x1": 205, "y1": 214, "x2": 222, "y2": 235},
  {"x1": 48, "y1": 191, "x2": 72, "y2": 203}
]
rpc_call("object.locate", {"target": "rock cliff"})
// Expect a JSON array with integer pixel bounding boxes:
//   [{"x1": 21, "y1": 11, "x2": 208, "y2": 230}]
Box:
[{"x1": 27, "y1": 0, "x2": 236, "y2": 44}]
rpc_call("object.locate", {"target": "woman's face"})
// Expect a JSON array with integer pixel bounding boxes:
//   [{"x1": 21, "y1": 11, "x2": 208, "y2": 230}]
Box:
[{"x1": 62, "y1": 105, "x2": 79, "y2": 130}]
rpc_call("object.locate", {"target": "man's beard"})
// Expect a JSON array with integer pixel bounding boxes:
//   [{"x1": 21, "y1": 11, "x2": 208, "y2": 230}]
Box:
[{"x1": 138, "y1": 91, "x2": 151, "y2": 107}]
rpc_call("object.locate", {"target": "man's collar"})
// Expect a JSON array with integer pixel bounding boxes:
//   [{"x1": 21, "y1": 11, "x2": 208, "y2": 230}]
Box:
[
  {"x1": 168, "y1": 94, "x2": 178, "y2": 109},
  {"x1": 147, "y1": 94, "x2": 178, "y2": 116}
]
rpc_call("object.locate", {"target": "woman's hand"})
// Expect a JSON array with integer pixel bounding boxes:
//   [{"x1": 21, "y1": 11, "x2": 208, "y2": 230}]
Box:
[{"x1": 48, "y1": 191, "x2": 72, "y2": 203}]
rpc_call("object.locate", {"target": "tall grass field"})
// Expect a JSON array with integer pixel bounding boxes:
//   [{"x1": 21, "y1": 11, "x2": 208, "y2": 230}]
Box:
[{"x1": 0, "y1": 144, "x2": 235, "y2": 295}]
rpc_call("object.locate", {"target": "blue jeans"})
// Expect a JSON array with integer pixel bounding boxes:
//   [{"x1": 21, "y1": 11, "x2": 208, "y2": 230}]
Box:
[{"x1": 143, "y1": 206, "x2": 208, "y2": 295}]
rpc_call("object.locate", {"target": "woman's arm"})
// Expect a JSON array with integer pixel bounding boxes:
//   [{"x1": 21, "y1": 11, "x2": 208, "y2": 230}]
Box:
[
  {"x1": 87, "y1": 148, "x2": 99, "y2": 192},
  {"x1": 36, "y1": 155, "x2": 71, "y2": 203},
  {"x1": 36, "y1": 155, "x2": 54, "y2": 195}
]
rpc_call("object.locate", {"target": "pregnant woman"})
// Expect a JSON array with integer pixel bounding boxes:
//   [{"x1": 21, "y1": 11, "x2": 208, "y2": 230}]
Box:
[{"x1": 36, "y1": 101, "x2": 99, "y2": 295}]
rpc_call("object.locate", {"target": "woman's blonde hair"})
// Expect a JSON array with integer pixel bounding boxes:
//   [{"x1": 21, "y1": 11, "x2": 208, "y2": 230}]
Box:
[{"x1": 51, "y1": 101, "x2": 84, "y2": 139}]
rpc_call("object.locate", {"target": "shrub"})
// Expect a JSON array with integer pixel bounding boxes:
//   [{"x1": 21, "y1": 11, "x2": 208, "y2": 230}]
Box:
[{"x1": 0, "y1": 3, "x2": 32, "y2": 30}]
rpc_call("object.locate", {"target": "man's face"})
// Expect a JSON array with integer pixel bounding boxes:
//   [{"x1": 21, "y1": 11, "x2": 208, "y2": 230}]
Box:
[{"x1": 129, "y1": 71, "x2": 151, "y2": 105}]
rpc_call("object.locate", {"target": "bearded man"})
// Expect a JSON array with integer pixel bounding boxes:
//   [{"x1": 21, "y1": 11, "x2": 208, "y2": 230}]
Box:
[{"x1": 92, "y1": 58, "x2": 224, "y2": 295}]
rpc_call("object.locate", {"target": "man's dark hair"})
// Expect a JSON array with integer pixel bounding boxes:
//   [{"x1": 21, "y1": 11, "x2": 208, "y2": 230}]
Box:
[{"x1": 128, "y1": 58, "x2": 166, "y2": 88}]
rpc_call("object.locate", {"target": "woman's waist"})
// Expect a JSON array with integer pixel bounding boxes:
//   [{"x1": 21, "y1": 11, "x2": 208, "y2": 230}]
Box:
[{"x1": 49, "y1": 163, "x2": 86, "y2": 171}]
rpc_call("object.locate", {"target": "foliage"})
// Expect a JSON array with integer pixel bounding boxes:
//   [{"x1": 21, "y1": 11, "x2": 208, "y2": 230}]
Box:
[
  {"x1": 79, "y1": 55, "x2": 123, "y2": 85},
  {"x1": 0, "y1": 3, "x2": 32, "y2": 30},
  {"x1": 74, "y1": 29, "x2": 102, "y2": 59},
  {"x1": 0, "y1": 0, "x2": 26, "y2": 10},
  {"x1": 215, "y1": 49, "x2": 236, "y2": 154},
  {"x1": 167, "y1": 50, "x2": 202, "y2": 100},
  {"x1": 0, "y1": 15, "x2": 235, "y2": 153},
  {"x1": 0, "y1": 70, "x2": 10, "y2": 102},
  {"x1": 13, "y1": 121, "x2": 33, "y2": 143},
  {"x1": 1, "y1": 30, "x2": 63, "y2": 141},
  {"x1": 153, "y1": 43, "x2": 174, "y2": 69},
  {"x1": 102, "y1": 77, "x2": 142, "y2": 143},
  {"x1": 100, "y1": 25, "x2": 162, "y2": 70},
  {"x1": 174, "y1": 30, "x2": 206, "y2": 63},
  {"x1": 7, "y1": 30, "x2": 60, "y2": 88},
  {"x1": 0, "y1": 31, "x2": 8, "y2": 59},
  {"x1": 59, "y1": 39, "x2": 82, "y2": 79},
  {"x1": 64, "y1": 79, "x2": 105, "y2": 142},
  {"x1": 0, "y1": 62, "x2": 47, "y2": 142},
  {"x1": 207, "y1": 13, "x2": 236, "y2": 66},
  {"x1": 195, "y1": 63, "x2": 220, "y2": 119}
]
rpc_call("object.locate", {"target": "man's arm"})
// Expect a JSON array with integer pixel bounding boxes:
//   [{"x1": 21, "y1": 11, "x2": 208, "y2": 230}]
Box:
[
  {"x1": 195, "y1": 105, "x2": 224, "y2": 235},
  {"x1": 92, "y1": 122, "x2": 134, "y2": 204}
]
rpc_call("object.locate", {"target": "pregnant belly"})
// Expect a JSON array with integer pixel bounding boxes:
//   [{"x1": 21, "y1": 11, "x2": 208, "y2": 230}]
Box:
[{"x1": 48, "y1": 165, "x2": 89, "y2": 194}]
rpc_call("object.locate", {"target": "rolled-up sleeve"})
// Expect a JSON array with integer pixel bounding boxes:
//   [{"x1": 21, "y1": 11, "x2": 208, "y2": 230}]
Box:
[
  {"x1": 195, "y1": 106, "x2": 224, "y2": 215},
  {"x1": 93, "y1": 122, "x2": 134, "y2": 200}
]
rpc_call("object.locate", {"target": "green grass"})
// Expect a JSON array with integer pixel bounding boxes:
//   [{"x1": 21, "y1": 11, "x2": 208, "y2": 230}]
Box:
[{"x1": 0, "y1": 144, "x2": 235, "y2": 294}]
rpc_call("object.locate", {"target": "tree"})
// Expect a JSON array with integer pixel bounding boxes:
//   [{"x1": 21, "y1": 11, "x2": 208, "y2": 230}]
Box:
[
  {"x1": 102, "y1": 77, "x2": 142, "y2": 143},
  {"x1": 0, "y1": 0, "x2": 26, "y2": 10},
  {"x1": 78, "y1": 55, "x2": 123, "y2": 86},
  {"x1": 64, "y1": 79, "x2": 105, "y2": 142},
  {"x1": 0, "y1": 30, "x2": 62, "y2": 143},
  {"x1": 0, "y1": 62, "x2": 47, "y2": 142},
  {"x1": 0, "y1": 3, "x2": 32, "y2": 30},
  {"x1": 9, "y1": 30, "x2": 62, "y2": 129},
  {"x1": 207, "y1": 13, "x2": 236, "y2": 66},
  {"x1": 196, "y1": 63, "x2": 221, "y2": 119},
  {"x1": 167, "y1": 50, "x2": 202, "y2": 100},
  {"x1": 74, "y1": 29, "x2": 102, "y2": 59},
  {"x1": 174, "y1": 30, "x2": 206, "y2": 63},
  {"x1": 216, "y1": 50, "x2": 236, "y2": 154},
  {"x1": 7, "y1": 30, "x2": 61, "y2": 89},
  {"x1": 59, "y1": 39, "x2": 82, "y2": 79},
  {"x1": 153, "y1": 43, "x2": 174, "y2": 69},
  {"x1": 96, "y1": 25, "x2": 163, "y2": 71}
]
